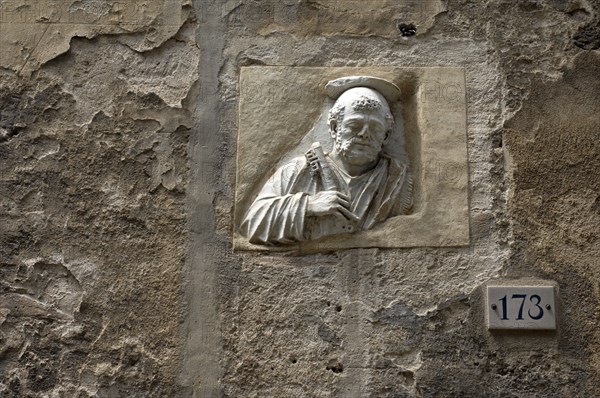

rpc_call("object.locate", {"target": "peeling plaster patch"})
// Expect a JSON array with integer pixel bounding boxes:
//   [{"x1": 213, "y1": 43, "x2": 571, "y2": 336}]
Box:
[
  {"x1": 121, "y1": 26, "x2": 200, "y2": 107},
  {"x1": 0, "y1": 2, "x2": 196, "y2": 393},
  {"x1": 68, "y1": 0, "x2": 112, "y2": 18},
  {"x1": 0, "y1": 0, "x2": 192, "y2": 74},
  {"x1": 43, "y1": 29, "x2": 199, "y2": 125},
  {"x1": 0, "y1": 259, "x2": 84, "y2": 321},
  {"x1": 222, "y1": 0, "x2": 447, "y2": 38}
]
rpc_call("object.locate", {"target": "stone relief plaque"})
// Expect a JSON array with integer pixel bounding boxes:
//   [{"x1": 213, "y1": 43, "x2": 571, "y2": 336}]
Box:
[{"x1": 234, "y1": 67, "x2": 469, "y2": 252}]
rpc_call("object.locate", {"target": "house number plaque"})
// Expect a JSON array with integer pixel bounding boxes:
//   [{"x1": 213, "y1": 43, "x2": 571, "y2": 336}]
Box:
[{"x1": 487, "y1": 285, "x2": 557, "y2": 330}]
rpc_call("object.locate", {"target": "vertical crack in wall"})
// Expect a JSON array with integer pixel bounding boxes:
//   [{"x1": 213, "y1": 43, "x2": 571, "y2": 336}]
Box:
[{"x1": 180, "y1": 0, "x2": 226, "y2": 396}]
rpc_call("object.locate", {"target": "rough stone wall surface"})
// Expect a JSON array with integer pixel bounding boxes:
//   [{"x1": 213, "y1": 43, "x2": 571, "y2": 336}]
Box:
[
  {"x1": 0, "y1": 1, "x2": 598, "y2": 398},
  {"x1": 1, "y1": 1, "x2": 198, "y2": 396}
]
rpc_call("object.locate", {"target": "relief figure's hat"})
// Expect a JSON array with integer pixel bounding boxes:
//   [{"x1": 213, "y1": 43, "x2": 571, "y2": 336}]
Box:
[{"x1": 325, "y1": 76, "x2": 401, "y2": 103}]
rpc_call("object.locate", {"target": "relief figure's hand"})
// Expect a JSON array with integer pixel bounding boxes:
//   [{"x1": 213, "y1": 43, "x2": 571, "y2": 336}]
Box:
[{"x1": 306, "y1": 191, "x2": 360, "y2": 222}]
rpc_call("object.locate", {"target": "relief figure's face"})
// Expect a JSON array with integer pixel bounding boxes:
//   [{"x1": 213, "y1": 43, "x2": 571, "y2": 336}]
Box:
[{"x1": 334, "y1": 106, "x2": 389, "y2": 166}]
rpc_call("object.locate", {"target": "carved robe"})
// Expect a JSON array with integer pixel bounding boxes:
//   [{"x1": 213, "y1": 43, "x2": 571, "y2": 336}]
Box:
[{"x1": 240, "y1": 154, "x2": 412, "y2": 245}]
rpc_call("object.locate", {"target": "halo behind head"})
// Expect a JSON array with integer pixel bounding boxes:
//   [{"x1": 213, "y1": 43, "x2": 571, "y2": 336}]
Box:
[{"x1": 325, "y1": 76, "x2": 401, "y2": 104}]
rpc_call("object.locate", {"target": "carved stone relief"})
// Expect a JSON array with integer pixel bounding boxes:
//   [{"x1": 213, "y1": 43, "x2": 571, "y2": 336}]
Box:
[{"x1": 234, "y1": 67, "x2": 469, "y2": 252}]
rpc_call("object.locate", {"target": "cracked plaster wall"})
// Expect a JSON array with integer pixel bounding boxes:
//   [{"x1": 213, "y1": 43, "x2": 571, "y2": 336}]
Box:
[
  {"x1": 0, "y1": 0, "x2": 599, "y2": 397},
  {"x1": 1, "y1": 0, "x2": 198, "y2": 396}
]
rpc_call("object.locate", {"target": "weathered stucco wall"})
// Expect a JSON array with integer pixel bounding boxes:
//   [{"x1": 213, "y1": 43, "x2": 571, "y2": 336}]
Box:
[
  {"x1": 1, "y1": 0, "x2": 599, "y2": 397},
  {"x1": 1, "y1": 1, "x2": 198, "y2": 396}
]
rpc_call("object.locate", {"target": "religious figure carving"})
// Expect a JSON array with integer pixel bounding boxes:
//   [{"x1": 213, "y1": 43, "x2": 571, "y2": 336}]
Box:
[{"x1": 240, "y1": 76, "x2": 413, "y2": 245}]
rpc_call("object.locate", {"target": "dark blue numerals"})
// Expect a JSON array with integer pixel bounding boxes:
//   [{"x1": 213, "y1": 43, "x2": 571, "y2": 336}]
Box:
[
  {"x1": 497, "y1": 293, "x2": 545, "y2": 321},
  {"x1": 511, "y1": 294, "x2": 527, "y2": 320},
  {"x1": 528, "y1": 294, "x2": 544, "y2": 320},
  {"x1": 499, "y1": 295, "x2": 508, "y2": 320}
]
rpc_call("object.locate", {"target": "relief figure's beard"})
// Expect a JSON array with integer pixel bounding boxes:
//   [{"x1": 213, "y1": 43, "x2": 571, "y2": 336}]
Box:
[
  {"x1": 335, "y1": 137, "x2": 379, "y2": 164},
  {"x1": 335, "y1": 137, "x2": 353, "y2": 157}
]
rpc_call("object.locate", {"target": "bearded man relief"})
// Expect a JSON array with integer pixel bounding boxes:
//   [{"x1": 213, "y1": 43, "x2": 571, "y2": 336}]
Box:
[{"x1": 240, "y1": 76, "x2": 413, "y2": 245}]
